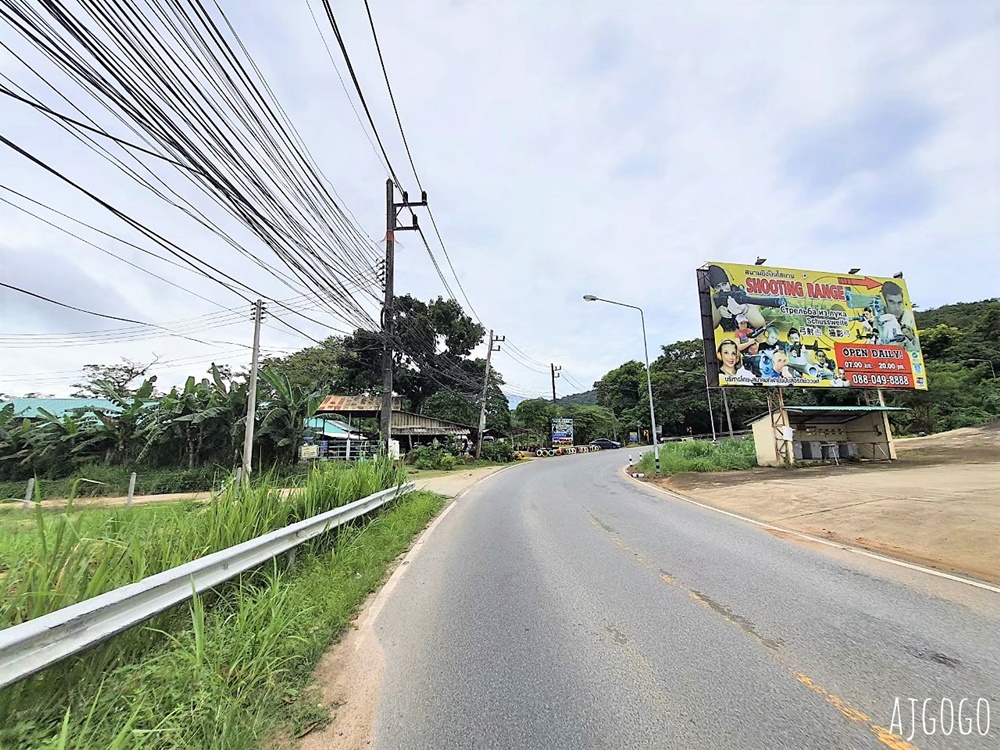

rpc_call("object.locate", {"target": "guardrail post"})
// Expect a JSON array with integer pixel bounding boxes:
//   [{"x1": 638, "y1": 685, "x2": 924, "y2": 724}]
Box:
[
  {"x1": 127, "y1": 472, "x2": 137, "y2": 509},
  {"x1": 22, "y1": 478, "x2": 35, "y2": 510}
]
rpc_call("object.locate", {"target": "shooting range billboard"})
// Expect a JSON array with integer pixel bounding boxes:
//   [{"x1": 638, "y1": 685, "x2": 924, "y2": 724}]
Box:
[
  {"x1": 551, "y1": 418, "x2": 574, "y2": 445},
  {"x1": 697, "y1": 262, "x2": 927, "y2": 390}
]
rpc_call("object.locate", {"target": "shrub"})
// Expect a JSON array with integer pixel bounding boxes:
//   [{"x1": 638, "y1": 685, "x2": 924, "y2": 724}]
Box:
[
  {"x1": 439, "y1": 454, "x2": 458, "y2": 471},
  {"x1": 405, "y1": 445, "x2": 448, "y2": 470},
  {"x1": 480, "y1": 441, "x2": 514, "y2": 463}
]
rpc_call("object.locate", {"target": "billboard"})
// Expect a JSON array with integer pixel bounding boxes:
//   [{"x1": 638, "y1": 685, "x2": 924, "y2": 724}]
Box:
[
  {"x1": 697, "y1": 262, "x2": 927, "y2": 390},
  {"x1": 551, "y1": 418, "x2": 574, "y2": 445}
]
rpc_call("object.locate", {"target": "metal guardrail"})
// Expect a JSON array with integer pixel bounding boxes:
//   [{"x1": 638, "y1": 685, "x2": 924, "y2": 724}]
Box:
[{"x1": 0, "y1": 481, "x2": 415, "y2": 689}]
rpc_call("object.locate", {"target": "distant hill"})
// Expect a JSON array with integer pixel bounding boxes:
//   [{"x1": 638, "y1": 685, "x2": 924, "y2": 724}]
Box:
[
  {"x1": 915, "y1": 298, "x2": 999, "y2": 331},
  {"x1": 556, "y1": 389, "x2": 599, "y2": 406}
]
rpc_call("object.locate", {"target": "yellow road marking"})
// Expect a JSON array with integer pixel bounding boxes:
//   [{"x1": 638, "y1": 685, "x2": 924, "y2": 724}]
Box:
[{"x1": 589, "y1": 516, "x2": 921, "y2": 750}]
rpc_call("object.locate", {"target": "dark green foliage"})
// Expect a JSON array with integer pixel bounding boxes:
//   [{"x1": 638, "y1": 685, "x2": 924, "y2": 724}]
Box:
[
  {"x1": 555, "y1": 389, "x2": 599, "y2": 406},
  {"x1": 479, "y1": 440, "x2": 514, "y2": 463}
]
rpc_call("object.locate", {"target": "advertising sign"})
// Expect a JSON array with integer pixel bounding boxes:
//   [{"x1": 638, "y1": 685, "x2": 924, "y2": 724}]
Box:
[
  {"x1": 697, "y1": 262, "x2": 926, "y2": 390},
  {"x1": 551, "y1": 418, "x2": 574, "y2": 445}
]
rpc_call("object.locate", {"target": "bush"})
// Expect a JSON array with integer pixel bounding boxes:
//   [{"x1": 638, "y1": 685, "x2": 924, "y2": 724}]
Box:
[
  {"x1": 635, "y1": 438, "x2": 756, "y2": 475},
  {"x1": 480, "y1": 440, "x2": 514, "y2": 463},
  {"x1": 405, "y1": 445, "x2": 450, "y2": 470},
  {"x1": 439, "y1": 454, "x2": 458, "y2": 471}
]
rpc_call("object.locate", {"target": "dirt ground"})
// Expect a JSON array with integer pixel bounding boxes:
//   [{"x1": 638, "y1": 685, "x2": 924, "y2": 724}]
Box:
[{"x1": 654, "y1": 423, "x2": 1000, "y2": 585}]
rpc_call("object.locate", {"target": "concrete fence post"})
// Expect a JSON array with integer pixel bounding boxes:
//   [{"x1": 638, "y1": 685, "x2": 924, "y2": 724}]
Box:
[
  {"x1": 127, "y1": 472, "x2": 137, "y2": 509},
  {"x1": 22, "y1": 478, "x2": 35, "y2": 510}
]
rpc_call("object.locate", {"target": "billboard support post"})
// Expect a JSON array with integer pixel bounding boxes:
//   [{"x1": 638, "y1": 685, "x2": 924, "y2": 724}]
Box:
[
  {"x1": 721, "y1": 388, "x2": 734, "y2": 439},
  {"x1": 706, "y1": 381, "x2": 717, "y2": 442}
]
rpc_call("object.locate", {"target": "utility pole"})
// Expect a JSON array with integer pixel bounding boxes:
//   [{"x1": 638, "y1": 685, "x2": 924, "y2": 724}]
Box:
[
  {"x1": 241, "y1": 299, "x2": 265, "y2": 482},
  {"x1": 476, "y1": 331, "x2": 504, "y2": 459},
  {"x1": 550, "y1": 363, "x2": 561, "y2": 403},
  {"x1": 380, "y1": 179, "x2": 426, "y2": 455}
]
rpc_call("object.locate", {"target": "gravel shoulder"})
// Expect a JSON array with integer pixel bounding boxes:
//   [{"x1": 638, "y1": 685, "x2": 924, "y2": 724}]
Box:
[{"x1": 653, "y1": 423, "x2": 1000, "y2": 585}]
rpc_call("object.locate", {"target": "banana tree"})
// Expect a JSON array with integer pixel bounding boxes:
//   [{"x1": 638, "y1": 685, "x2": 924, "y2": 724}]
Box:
[
  {"x1": 255, "y1": 368, "x2": 322, "y2": 465},
  {"x1": 73, "y1": 377, "x2": 158, "y2": 465}
]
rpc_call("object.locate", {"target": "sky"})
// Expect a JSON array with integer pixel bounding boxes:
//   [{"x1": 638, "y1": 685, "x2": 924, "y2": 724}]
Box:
[{"x1": 1, "y1": 0, "x2": 998, "y2": 402}]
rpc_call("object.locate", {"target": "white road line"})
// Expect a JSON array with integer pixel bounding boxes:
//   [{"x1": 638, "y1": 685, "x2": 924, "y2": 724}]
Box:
[
  {"x1": 623, "y1": 467, "x2": 1000, "y2": 596},
  {"x1": 365, "y1": 464, "x2": 521, "y2": 625}
]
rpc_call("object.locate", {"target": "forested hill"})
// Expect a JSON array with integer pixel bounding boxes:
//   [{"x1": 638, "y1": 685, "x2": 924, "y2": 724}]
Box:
[
  {"x1": 555, "y1": 389, "x2": 599, "y2": 406},
  {"x1": 915, "y1": 298, "x2": 998, "y2": 333}
]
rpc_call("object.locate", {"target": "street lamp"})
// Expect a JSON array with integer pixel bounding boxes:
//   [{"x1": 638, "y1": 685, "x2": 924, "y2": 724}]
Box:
[
  {"x1": 583, "y1": 294, "x2": 660, "y2": 472},
  {"x1": 967, "y1": 359, "x2": 997, "y2": 378}
]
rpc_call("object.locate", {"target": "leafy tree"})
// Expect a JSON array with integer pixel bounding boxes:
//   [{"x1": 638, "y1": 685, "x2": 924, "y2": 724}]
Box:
[
  {"x1": 255, "y1": 369, "x2": 323, "y2": 465},
  {"x1": 71, "y1": 358, "x2": 158, "y2": 398},
  {"x1": 594, "y1": 361, "x2": 645, "y2": 419},
  {"x1": 260, "y1": 338, "x2": 343, "y2": 396},
  {"x1": 513, "y1": 398, "x2": 558, "y2": 444},
  {"x1": 72, "y1": 378, "x2": 158, "y2": 465},
  {"x1": 423, "y1": 391, "x2": 477, "y2": 427},
  {"x1": 559, "y1": 404, "x2": 617, "y2": 444},
  {"x1": 337, "y1": 295, "x2": 486, "y2": 413}
]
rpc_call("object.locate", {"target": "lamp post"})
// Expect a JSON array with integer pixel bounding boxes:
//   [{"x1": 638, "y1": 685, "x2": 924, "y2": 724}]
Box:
[
  {"x1": 584, "y1": 294, "x2": 660, "y2": 473},
  {"x1": 967, "y1": 359, "x2": 997, "y2": 378}
]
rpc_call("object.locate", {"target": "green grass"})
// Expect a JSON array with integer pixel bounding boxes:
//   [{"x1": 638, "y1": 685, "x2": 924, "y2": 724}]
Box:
[
  {"x1": 635, "y1": 438, "x2": 757, "y2": 475},
  {"x1": 0, "y1": 487, "x2": 444, "y2": 748},
  {"x1": 0, "y1": 463, "x2": 312, "y2": 502},
  {"x1": 405, "y1": 459, "x2": 501, "y2": 480}
]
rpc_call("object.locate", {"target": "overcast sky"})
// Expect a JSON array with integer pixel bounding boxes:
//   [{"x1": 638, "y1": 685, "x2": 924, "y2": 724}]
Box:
[{"x1": 1, "y1": 0, "x2": 997, "y2": 401}]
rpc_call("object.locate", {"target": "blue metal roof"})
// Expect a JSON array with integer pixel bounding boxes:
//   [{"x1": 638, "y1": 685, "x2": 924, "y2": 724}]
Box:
[
  {"x1": 0, "y1": 398, "x2": 122, "y2": 419},
  {"x1": 305, "y1": 417, "x2": 368, "y2": 439}
]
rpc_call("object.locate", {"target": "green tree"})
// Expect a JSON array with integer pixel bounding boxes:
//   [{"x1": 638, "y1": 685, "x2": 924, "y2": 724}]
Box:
[
  {"x1": 513, "y1": 398, "x2": 558, "y2": 444},
  {"x1": 255, "y1": 369, "x2": 323, "y2": 465},
  {"x1": 337, "y1": 295, "x2": 486, "y2": 413},
  {"x1": 71, "y1": 358, "x2": 158, "y2": 398},
  {"x1": 261, "y1": 338, "x2": 343, "y2": 396},
  {"x1": 594, "y1": 361, "x2": 645, "y2": 419}
]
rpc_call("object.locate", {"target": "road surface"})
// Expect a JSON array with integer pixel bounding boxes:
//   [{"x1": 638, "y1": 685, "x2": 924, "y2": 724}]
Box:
[{"x1": 372, "y1": 451, "x2": 1000, "y2": 749}]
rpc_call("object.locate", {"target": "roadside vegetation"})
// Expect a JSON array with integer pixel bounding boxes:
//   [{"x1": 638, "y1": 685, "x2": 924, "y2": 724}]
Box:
[
  {"x1": 0, "y1": 463, "x2": 313, "y2": 502},
  {"x1": 635, "y1": 438, "x2": 756, "y2": 475},
  {"x1": 0, "y1": 457, "x2": 445, "y2": 749}
]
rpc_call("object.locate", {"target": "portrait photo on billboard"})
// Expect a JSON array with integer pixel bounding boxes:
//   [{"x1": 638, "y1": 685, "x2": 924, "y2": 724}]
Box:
[{"x1": 697, "y1": 262, "x2": 927, "y2": 390}]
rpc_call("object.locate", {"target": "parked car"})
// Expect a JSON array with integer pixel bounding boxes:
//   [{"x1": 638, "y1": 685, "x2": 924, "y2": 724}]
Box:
[{"x1": 589, "y1": 437, "x2": 621, "y2": 449}]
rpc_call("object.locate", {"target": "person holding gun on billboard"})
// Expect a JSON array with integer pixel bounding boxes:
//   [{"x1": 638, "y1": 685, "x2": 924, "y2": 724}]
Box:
[
  {"x1": 708, "y1": 265, "x2": 786, "y2": 334},
  {"x1": 879, "y1": 281, "x2": 918, "y2": 352}
]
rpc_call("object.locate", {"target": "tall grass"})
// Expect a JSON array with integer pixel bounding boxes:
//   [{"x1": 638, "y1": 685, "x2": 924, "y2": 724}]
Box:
[
  {"x1": 636, "y1": 438, "x2": 756, "y2": 475},
  {"x1": 0, "y1": 457, "x2": 408, "y2": 745},
  {"x1": 0, "y1": 463, "x2": 313, "y2": 502}
]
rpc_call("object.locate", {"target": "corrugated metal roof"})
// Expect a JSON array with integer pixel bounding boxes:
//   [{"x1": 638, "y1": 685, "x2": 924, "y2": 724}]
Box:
[
  {"x1": 304, "y1": 417, "x2": 368, "y2": 439},
  {"x1": 0, "y1": 398, "x2": 122, "y2": 419},
  {"x1": 316, "y1": 395, "x2": 402, "y2": 415},
  {"x1": 782, "y1": 405, "x2": 908, "y2": 413}
]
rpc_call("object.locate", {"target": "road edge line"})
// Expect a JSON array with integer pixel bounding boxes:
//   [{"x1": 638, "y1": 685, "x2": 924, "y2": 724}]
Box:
[{"x1": 622, "y1": 466, "x2": 1000, "y2": 595}]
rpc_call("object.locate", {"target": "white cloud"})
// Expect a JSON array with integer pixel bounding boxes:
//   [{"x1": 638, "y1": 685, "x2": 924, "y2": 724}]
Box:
[{"x1": 0, "y1": 0, "x2": 996, "y2": 399}]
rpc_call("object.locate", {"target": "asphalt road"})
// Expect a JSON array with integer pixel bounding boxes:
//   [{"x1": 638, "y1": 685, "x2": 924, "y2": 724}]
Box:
[{"x1": 373, "y1": 451, "x2": 1000, "y2": 749}]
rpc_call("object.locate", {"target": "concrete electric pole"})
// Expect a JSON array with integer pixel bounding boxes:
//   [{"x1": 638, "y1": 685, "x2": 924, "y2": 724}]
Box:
[
  {"x1": 476, "y1": 331, "x2": 504, "y2": 459},
  {"x1": 380, "y1": 179, "x2": 426, "y2": 455},
  {"x1": 241, "y1": 298, "x2": 265, "y2": 482},
  {"x1": 550, "y1": 363, "x2": 561, "y2": 404}
]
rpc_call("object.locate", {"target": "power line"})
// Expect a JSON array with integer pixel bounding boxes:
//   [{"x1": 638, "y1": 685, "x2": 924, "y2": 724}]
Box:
[{"x1": 362, "y1": 0, "x2": 482, "y2": 324}]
